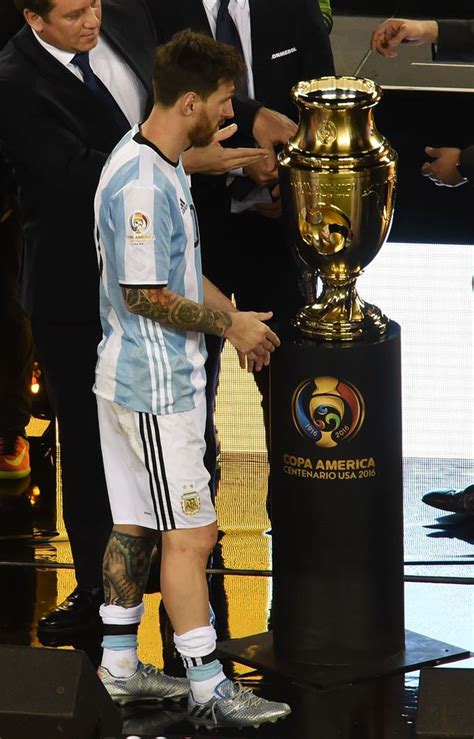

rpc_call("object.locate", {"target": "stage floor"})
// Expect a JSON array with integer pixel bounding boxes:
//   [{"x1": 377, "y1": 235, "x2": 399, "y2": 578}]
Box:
[{"x1": 0, "y1": 551, "x2": 472, "y2": 737}]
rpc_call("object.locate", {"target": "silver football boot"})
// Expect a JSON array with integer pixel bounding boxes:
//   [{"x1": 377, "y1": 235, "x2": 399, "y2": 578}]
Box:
[
  {"x1": 188, "y1": 678, "x2": 291, "y2": 728},
  {"x1": 98, "y1": 661, "x2": 189, "y2": 705}
]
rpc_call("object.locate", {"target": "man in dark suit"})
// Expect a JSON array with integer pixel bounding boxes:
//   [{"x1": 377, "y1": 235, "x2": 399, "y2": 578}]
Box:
[
  {"x1": 372, "y1": 16, "x2": 474, "y2": 515},
  {"x1": 0, "y1": 5, "x2": 32, "y2": 483},
  {"x1": 147, "y1": 0, "x2": 335, "y2": 502},
  {"x1": 0, "y1": 0, "x2": 158, "y2": 637}
]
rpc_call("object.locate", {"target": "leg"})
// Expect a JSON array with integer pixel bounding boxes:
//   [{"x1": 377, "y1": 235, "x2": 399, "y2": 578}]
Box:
[
  {"x1": 96, "y1": 390, "x2": 289, "y2": 725},
  {"x1": 193, "y1": 194, "x2": 235, "y2": 503},
  {"x1": 32, "y1": 318, "x2": 112, "y2": 590},
  {"x1": 99, "y1": 524, "x2": 190, "y2": 702},
  {"x1": 96, "y1": 396, "x2": 214, "y2": 703},
  {"x1": 203, "y1": 334, "x2": 225, "y2": 502},
  {"x1": 101, "y1": 524, "x2": 154, "y2": 677},
  {"x1": 0, "y1": 209, "x2": 33, "y2": 479},
  {"x1": 232, "y1": 212, "x2": 304, "y2": 521},
  {"x1": 161, "y1": 523, "x2": 218, "y2": 633},
  {"x1": 35, "y1": 319, "x2": 112, "y2": 637},
  {"x1": 103, "y1": 525, "x2": 157, "y2": 608}
]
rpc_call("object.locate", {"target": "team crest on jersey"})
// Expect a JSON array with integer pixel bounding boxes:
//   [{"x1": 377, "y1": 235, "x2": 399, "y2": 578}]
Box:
[
  {"x1": 127, "y1": 211, "x2": 153, "y2": 242},
  {"x1": 181, "y1": 485, "x2": 201, "y2": 516}
]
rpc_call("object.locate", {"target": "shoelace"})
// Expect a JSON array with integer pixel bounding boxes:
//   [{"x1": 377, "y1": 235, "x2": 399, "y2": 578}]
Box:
[
  {"x1": 142, "y1": 663, "x2": 162, "y2": 676},
  {"x1": 210, "y1": 683, "x2": 264, "y2": 723}
]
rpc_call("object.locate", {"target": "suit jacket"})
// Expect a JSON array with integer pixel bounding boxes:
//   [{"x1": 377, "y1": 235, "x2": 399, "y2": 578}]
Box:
[
  {"x1": 0, "y1": 0, "x2": 156, "y2": 321},
  {"x1": 0, "y1": 3, "x2": 23, "y2": 53},
  {"x1": 436, "y1": 20, "x2": 474, "y2": 182},
  {"x1": 147, "y1": 0, "x2": 335, "y2": 208},
  {"x1": 149, "y1": 0, "x2": 334, "y2": 129},
  {"x1": 437, "y1": 20, "x2": 474, "y2": 62}
]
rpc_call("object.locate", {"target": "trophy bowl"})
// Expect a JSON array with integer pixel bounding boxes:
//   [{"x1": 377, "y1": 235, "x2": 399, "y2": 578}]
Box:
[{"x1": 279, "y1": 76, "x2": 398, "y2": 341}]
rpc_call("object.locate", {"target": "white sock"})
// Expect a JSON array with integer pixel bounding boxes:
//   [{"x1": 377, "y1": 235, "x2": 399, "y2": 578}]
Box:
[
  {"x1": 101, "y1": 646, "x2": 138, "y2": 678},
  {"x1": 191, "y1": 671, "x2": 226, "y2": 703},
  {"x1": 174, "y1": 625, "x2": 226, "y2": 703},
  {"x1": 100, "y1": 602, "x2": 144, "y2": 677}
]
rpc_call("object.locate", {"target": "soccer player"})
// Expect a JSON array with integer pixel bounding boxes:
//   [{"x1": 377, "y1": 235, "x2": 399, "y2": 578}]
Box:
[{"x1": 94, "y1": 30, "x2": 290, "y2": 729}]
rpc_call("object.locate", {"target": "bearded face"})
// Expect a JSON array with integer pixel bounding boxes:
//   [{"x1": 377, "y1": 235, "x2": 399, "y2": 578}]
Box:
[
  {"x1": 188, "y1": 107, "x2": 224, "y2": 148},
  {"x1": 188, "y1": 80, "x2": 234, "y2": 148}
]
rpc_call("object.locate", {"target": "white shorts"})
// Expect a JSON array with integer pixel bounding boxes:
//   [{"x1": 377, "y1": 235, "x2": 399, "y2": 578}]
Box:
[{"x1": 97, "y1": 395, "x2": 216, "y2": 530}]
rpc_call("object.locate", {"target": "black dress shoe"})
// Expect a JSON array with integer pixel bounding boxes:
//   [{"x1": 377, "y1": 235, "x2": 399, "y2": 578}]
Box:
[
  {"x1": 422, "y1": 484, "x2": 474, "y2": 514},
  {"x1": 37, "y1": 586, "x2": 103, "y2": 635}
]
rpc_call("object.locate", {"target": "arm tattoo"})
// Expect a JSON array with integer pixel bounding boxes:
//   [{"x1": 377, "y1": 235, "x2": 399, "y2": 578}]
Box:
[
  {"x1": 123, "y1": 287, "x2": 232, "y2": 336},
  {"x1": 103, "y1": 530, "x2": 156, "y2": 608}
]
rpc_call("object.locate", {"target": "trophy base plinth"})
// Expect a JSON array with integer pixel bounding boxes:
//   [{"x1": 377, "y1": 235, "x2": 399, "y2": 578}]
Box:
[
  {"x1": 217, "y1": 630, "x2": 470, "y2": 689},
  {"x1": 294, "y1": 300, "x2": 388, "y2": 342}
]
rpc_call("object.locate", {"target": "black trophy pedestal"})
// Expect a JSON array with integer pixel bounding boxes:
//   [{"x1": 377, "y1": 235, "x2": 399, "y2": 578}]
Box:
[
  {"x1": 217, "y1": 322, "x2": 469, "y2": 686},
  {"x1": 217, "y1": 630, "x2": 470, "y2": 689}
]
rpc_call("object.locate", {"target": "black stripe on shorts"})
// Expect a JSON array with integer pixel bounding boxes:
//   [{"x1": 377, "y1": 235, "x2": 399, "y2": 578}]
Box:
[{"x1": 139, "y1": 411, "x2": 176, "y2": 530}]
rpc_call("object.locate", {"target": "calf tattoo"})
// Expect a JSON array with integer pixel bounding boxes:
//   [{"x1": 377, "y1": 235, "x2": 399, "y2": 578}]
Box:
[
  {"x1": 103, "y1": 531, "x2": 156, "y2": 607},
  {"x1": 123, "y1": 287, "x2": 231, "y2": 336}
]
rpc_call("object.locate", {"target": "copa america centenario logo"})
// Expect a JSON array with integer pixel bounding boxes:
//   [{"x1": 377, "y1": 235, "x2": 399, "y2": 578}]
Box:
[
  {"x1": 129, "y1": 211, "x2": 150, "y2": 236},
  {"x1": 291, "y1": 376, "x2": 365, "y2": 448}
]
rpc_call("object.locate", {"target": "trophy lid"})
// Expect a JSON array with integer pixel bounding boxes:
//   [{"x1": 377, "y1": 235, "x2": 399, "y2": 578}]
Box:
[{"x1": 292, "y1": 76, "x2": 382, "y2": 109}]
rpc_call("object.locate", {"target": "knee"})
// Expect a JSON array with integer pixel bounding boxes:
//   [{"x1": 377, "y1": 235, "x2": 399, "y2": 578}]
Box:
[
  {"x1": 198, "y1": 524, "x2": 218, "y2": 554},
  {"x1": 165, "y1": 524, "x2": 218, "y2": 560}
]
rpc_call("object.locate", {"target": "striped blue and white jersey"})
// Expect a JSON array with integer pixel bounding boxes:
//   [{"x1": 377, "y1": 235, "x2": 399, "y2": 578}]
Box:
[{"x1": 94, "y1": 124, "x2": 207, "y2": 415}]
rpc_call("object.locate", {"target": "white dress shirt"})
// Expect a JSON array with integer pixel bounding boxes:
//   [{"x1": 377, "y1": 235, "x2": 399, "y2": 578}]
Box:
[
  {"x1": 202, "y1": 0, "x2": 271, "y2": 212},
  {"x1": 202, "y1": 0, "x2": 255, "y2": 98},
  {"x1": 32, "y1": 30, "x2": 147, "y2": 126}
]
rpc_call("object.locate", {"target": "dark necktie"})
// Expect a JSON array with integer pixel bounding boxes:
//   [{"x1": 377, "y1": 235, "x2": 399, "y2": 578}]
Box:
[
  {"x1": 215, "y1": 0, "x2": 254, "y2": 200},
  {"x1": 215, "y1": 0, "x2": 244, "y2": 60},
  {"x1": 71, "y1": 52, "x2": 130, "y2": 137}
]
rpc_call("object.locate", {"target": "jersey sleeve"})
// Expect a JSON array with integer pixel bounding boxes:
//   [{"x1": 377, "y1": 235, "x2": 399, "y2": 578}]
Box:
[{"x1": 111, "y1": 182, "x2": 172, "y2": 287}]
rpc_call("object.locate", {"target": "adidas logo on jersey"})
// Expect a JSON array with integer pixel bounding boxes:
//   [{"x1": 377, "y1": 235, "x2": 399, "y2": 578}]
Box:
[{"x1": 179, "y1": 198, "x2": 188, "y2": 215}]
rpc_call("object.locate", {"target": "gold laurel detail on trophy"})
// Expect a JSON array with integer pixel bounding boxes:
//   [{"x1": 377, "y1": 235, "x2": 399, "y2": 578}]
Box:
[{"x1": 316, "y1": 120, "x2": 337, "y2": 146}]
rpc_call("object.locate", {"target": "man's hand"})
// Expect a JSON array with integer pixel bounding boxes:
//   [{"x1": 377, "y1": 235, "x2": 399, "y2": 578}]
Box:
[
  {"x1": 244, "y1": 158, "x2": 278, "y2": 187},
  {"x1": 252, "y1": 107, "x2": 297, "y2": 173},
  {"x1": 236, "y1": 348, "x2": 270, "y2": 373},
  {"x1": 225, "y1": 310, "x2": 280, "y2": 357},
  {"x1": 182, "y1": 123, "x2": 269, "y2": 175},
  {"x1": 371, "y1": 19, "x2": 439, "y2": 57},
  {"x1": 421, "y1": 146, "x2": 466, "y2": 187}
]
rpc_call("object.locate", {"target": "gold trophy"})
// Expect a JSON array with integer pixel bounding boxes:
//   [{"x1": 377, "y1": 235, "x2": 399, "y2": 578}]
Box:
[{"x1": 279, "y1": 76, "x2": 397, "y2": 341}]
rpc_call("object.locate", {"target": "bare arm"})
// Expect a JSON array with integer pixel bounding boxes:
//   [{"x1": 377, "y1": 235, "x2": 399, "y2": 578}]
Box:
[
  {"x1": 122, "y1": 281, "x2": 280, "y2": 361},
  {"x1": 122, "y1": 285, "x2": 231, "y2": 337},
  {"x1": 203, "y1": 277, "x2": 281, "y2": 370}
]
